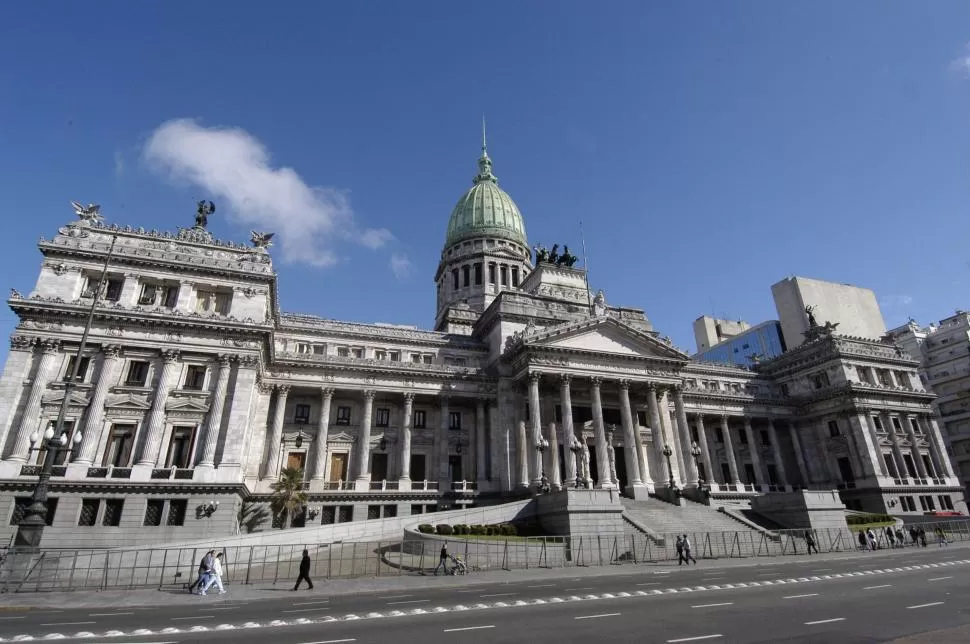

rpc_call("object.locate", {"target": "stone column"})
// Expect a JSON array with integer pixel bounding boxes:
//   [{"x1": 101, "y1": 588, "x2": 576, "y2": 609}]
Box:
[
  {"x1": 926, "y1": 414, "x2": 957, "y2": 479},
  {"x1": 559, "y1": 375, "x2": 576, "y2": 486},
  {"x1": 811, "y1": 421, "x2": 839, "y2": 483},
  {"x1": 136, "y1": 350, "x2": 180, "y2": 467},
  {"x1": 720, "y1": 415, "x2": 740, "y2": 485},
  {"x1": 695, "y1": 414, "x2": 716, "y2": 485},
  {"x1": 860, "y1": 411, "x2": 887, "y2": 477},
  {"x1": 0, "y1": 336, "x2": 36, "y2": 461},
  {"x1": 788, "y1": 421, "x2": 811, "y2": 485},
  {"x1": 220, "y1": 357, "x2": 259, "y2": 476},
  {"x1": 198, "y1": 354, "x2": 233, "y2": 467},
  {"x1": 902, "y1": 415, "x2": 928, "y2": 479},
  {"x1": 847, "y1": 412, "x2": 880, "y2": 478},
  {"x1": 662, "y1": 389, "x2": 686, "y2": 484},
  {"x1": 618, "y1": 380, "x2": 644, "y2": 491},
  {"x1": 312, "y1": 387, "x2": 335, "y2": 480},
  {"x1": 75, "y1": 345, "x2": 123, "y2": 465},
  {"x1": 673, "y1": 386, "x2": 698, "y2": 485},
  {"x1": 742, "y1": 417, "x2": 766, "y2": 486},
  {"x1": 263, "y1": 384, "x2": 290, "y2": 479},
  {"x1": 882, "y1": 412, "x2": 908, "y2": 479},
  {"x1": 590, "y1": 376, "x2": 613, "y2": 489},
  {"x1": 646, "y1": 383, "x2": 667, "y2": 485},
  {"x1": 438, "y1": 395, "x2": 451, "y2": 487},
  {"x1": 528, "y1": 373, "x2": 543, "y2": 487},
  {"x1": 476, "y1": 398, "x2": 488, "y2": 488},
  {"x1": 547, "y1": 421, "x2": 561, "y2": 490},
  {"x1": 8, "y1": 339, "x2": 61, "y2": 462},
  {"x1": 766, "y1": 419, "x2": 788, "y2": 486},
  {"x1": 355, "y1": 390, "x2": 375, "y2": 485},
  {"x1": 517, "y1": 418, "x2": 530, "y2": 489}
]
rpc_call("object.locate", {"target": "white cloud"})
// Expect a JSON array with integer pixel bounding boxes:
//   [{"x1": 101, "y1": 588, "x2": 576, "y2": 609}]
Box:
[
  {"x1": 880, "y1": 294, "x2": 913, "y2": 308},
  {"x1": 390, "y1": 252, "x2": 413, "y2": 280},
  {"x1": 114, "y1": 150, "x2": 126, "y2": 177},
  {"x1": 142, "y1": 118, "x2": 393, "y2": 267},
  {"x1": 949, "y1": 43, "x2": 970, "y2": 77}
]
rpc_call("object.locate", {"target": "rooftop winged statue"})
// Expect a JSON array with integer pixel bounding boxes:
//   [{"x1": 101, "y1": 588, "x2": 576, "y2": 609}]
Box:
[
  {"x1": 548, "y1": 244, "x2": 560, "y2": 265},
  {"x1": 70, "y1": 201, "x2": 103, "y2": 225},
  {"x1": 250, "y1": 230, "x2": 275, "y2": 250},
  {"x1": 805, "y1": 305, "x2": 819, "y2": 328},
  {"x1": 555, "y1": 246, "x2": 578, "y2": 268},
  {"x1": 195, "y1": 200, "x2": 216, "y2": 228},
  {"x1": 533, "y1": 244, "x2": 549, "y2": 264}
]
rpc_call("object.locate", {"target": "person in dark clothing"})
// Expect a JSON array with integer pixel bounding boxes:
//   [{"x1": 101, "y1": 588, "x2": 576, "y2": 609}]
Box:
[
  {"x1": 434, "y1": 542, "x2": 449, "y2": 576},
  {"x1": 293, "y1": 549, "x2": 313, "y2": 590},
  {"x1": 188, "y1": 550, "x2": 214, "y2": 593},
  {"x1": 805, "y1": 530, "x2": 818, "y2": 555}
]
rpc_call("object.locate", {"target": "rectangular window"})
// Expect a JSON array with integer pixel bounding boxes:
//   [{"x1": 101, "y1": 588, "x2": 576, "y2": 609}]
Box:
[
  {"x1": 64, "y1": 355, "x2": 90, "y2": 382},
  {"x1": 163, "y1": 285, "x2": 179, "y2": 308},
  {"x1": 872, "y1": 416, "x2": 884, "y2": 432},
  {"x1": 336, "y1": 406, "x2": 351, "y2": 425},
  {"x1": 78, "y1": 499, "x2": 100, "y2": 527},
  {"x1": 780, "y1": 383, "x2": 789, "y2": 396},
  {"x1": 167, "y1": 499, "x2": 187, "y2": 526},
  {"x1": 474, "y1": 263, "x2": 482, "y2": 285},
  {"x1": 104, "y1": 277, "x2": 123, "y2": 302},
  {"x1": 102, "y1": 499, "x2": 124, "y2": 526},
  {"x1": 374, "y1": 350, "x2": 387, "y2": 360},
  {"x1": 488, "y1": 263, "x2": 496, "y2": 284},
  {"x1": 759, "y1": 429, "x2": 770, "y2": 446},
  {"x1": 828, "y1": 420, "x2": 841, "y2": 437},
  {"x1": 138, "y1": 283, "x2": 158, "y2": 305},
  {"x1": 165, "y1": 426, "x2": 196, "y2": 469},
  {"x1": 413, "y1": 410, "x2": 426, "y2": 429},
  {"x1": 422, "y1": 354, "x2": 433, "y2": 364},
  {"x1": 939, "y1": 495, "x2": 954, "y2": 511},
  {"x1": 452, "y1": 269, "x2": 459, "y2": 290},
  {"x1": 337, "y1": 346, "x2": 349, "y2": 357},
  {"x1": 511, "y1": 267, "x2": 519, "y2": 287},
  {"x1": 184, "y1": 365, "x2": 206, "y2": 391},
  {"x1": 389, "y1": 351, "x2": 400, "y2": 362},
  {"x1": 500, "y1": 265, "x2": 508, "y2": 286},
  {"x1": 376, "y1": 408, "x2": 390, "y2": 427},
  {"x1": 351, "y1": 347, "x2": 364, "y2": 358},
  {"x1": 739, "y1": 430, "x2": 748, "y2": 445},
  {"x1": 296, "y1": 343, "x2": 311, "y2": 354},
  {"x1": 125, "y1": 361, "x2": 150, "y2": 386},
  {"x1": 462, "y1": 265, "x2": 470, "y2": 287},
  {"x1": 715, "y1": 428, "x2": 724, "y2": 443},
  {"x1": 690, "y1": 427, "x2": 699, "y2": 443},
  {"x1": 312, "y1": 344, "x2": 325, "y2": 355},
  {"x1": 143, "y1": 499, "x2": 164, "y2": 526},
  {"x1": 196, "y1": 290, "x2": 231, "y2": 315},
  {"x1": 449, "y1": 411, "x2": 462, "y2": 430},
  {"x1": 103, "y1": 425, "x2": 136, "y2": 467},
  {"x1": 636, "y1": 411, "x2": 648, "y2": 426},
  {"x1": 294, "y1": 404, "x2": 311, "y2": 424}
]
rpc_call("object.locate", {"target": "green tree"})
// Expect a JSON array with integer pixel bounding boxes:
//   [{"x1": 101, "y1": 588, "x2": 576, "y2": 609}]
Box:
[{"x1": 270, "y1": 466, "x2": 307, "y2": 529}]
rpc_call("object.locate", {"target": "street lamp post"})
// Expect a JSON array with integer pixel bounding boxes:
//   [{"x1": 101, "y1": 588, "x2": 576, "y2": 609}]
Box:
[
  {"x1": 14, "y1": 233, "x2": 116, "y2": 551},
  {"x1": 661, "y1": 442, "x2": 678, "y2": 504},
  {"x1": 690, "y1": 441, "x2": 703, "y2": 487}
]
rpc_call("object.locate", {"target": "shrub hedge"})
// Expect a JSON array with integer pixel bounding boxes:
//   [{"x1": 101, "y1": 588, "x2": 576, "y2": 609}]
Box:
[{"x1": 846, "y1": 513, "x2": 894, "y2": 525}]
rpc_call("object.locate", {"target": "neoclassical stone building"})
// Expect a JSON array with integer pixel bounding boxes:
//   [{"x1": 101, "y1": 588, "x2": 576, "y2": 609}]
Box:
[{"x1": 0, "y1": 144, "x2": 964, "y2": 547}]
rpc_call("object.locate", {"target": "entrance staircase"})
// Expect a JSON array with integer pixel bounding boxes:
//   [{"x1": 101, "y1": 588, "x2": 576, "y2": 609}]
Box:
[{"x1": 621, "y1": 496, "x2": 773, "y2": 539}]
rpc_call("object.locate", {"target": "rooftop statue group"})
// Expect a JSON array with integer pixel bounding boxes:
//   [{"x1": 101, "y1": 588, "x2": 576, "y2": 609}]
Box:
[{"x1": 532, "y1": 243, "x2": 578, "y2": 268}]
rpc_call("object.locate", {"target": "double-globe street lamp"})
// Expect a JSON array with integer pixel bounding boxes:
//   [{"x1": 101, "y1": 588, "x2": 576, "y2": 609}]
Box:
[
  {"x1": 14, "y1": 232, "x2": 117, "y2": 551},
  {"x1": 661, "y1": 442, "x2": 678, "y2": 504}
]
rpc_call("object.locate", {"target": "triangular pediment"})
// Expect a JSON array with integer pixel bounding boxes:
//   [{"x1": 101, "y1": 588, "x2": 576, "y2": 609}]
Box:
[
  {"x1": 42, "y1": 390, "x2": 90, "y2": 406},
  {"x1": 525, "y1": 316, "x2": 689, "y2": 361},
  {"x1": 105, "y1": 393, "x2": 152, "y2": 410},
  {"x1": 165, "y1": 398, "x2": 210, "y2": 413},
  {"x1": 327, "y1": 431, "x2": 356, "y2": 443}
]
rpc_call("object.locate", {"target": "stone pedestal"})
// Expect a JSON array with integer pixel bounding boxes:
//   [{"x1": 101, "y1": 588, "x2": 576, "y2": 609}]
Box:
[
  {"x1": 625, "y1": 484, "x2": 650, "y2": 500},
  {"x1": 535, "y1": 488, "x2": 625, "y2": 536},
  {"x1": 750, "y1": 490, "x2": 848, "y2": 531}
]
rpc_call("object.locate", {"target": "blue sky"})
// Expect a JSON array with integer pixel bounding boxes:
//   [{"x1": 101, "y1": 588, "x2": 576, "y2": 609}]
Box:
[{"x1": 2, "y1": 1, "x2": 970, "y2": 361}]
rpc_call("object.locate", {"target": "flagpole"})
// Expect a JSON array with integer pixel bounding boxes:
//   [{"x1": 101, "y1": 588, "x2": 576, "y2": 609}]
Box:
[{"x1": 580, "y1": 221, "x2": 593, "y2": 316}]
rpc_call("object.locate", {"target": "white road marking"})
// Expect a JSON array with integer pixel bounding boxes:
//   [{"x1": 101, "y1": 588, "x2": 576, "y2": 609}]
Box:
[
  {"x1": 636, "y1": 582, "x2": 661, "y2": 586},
  {"x1": 575, "y1": 613, "x2": 622, "y2": 620},
  {"x1": 928, "y1": 576, "x2": 952, "y2": 581},
  {"x1": 480, "y1": 593, "x2": 517, "y2": 598},
  {"x1": 564, "y1": 587, "x2": 593, "y2": 591},
  {"x1": 0, "y1": 617, "x2": 25, "y2": 620},
  {"x1": 528, "y1": 584, "x2": 556, "y2": 588},
  {"x1": 811, "y1": 568, "x2": 832, "y2": 572},
  {"x1": 386, "y1": 600, "x2": 429, "y2": 605},
  {"x1": 39, "y1": 622, "x2": 96, "y2": 626},
  {"x1": 89, "y1": 612, "x2": 136, "y2": 616},
  {"x1": 283, "y1": 608, "x2": 331, "y2": 613},
  {"x1": 805, "y1": 618, "x2": 845, "y2": 625},
  {"x1": 783, "y1": 593, "x2": 818, "y2": 599},
  {"x1": 171, "y1": 615, "x2": 214, "y2": 620},
  {"x1": 443, "y1": 625, "x2": 495, "y2": 632},
  {"x1": 293, "y1": 600, "x2": 330, "y2": 606},
  {"x1": 654, "y1": 571, "x2": 672, "y2": 575},
  {"x1": 668, "y1": 636, "x2": 723, "y2": 643},
  {"x1": 208, "y1": 607, "x2": 239, "y2": 611},
  {"x1": 862, "y1": 585, "x2": 892, "y2": 590},
  {"x1": 690, "y1": 603, "x2": 733, "y2": 609},
  {"x1": 908, "y1": 602, "x2": 944, "y2": 609},
  {"x1": 378, "y1": 595, "x2": 413, "y2": 600},
  {"x1": 297, "y1": 640, "x2": 356, "y2": 644}
]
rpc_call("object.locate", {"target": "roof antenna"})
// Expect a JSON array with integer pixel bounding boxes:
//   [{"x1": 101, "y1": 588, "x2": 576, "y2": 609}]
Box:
[
  {"x1": 482, "y1": 114, "x2": 487, "y2": 156},
  {"x1": 581, "y1": 220, "x2": 593, "y2": 316}
]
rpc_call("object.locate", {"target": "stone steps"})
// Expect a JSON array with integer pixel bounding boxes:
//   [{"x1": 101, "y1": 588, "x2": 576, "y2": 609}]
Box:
[{"x1": 621, "y1": 497, "x2": 766, "y2": 536}]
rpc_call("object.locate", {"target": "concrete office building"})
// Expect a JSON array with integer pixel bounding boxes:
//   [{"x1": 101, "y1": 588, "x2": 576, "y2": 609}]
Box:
[{"x1": 772, "y1": 276, "x2": 887, "y2": 350}]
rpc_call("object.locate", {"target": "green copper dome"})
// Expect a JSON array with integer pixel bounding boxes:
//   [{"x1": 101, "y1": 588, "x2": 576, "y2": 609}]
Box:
[{"x1": 445, "y1": 143, "x2": 527, "y2": 248}]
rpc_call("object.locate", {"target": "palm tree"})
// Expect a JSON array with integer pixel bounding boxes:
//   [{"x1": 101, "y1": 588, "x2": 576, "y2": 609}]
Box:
[{"x1": 270, "y1": 466, "x2": 307, "y2": 529}]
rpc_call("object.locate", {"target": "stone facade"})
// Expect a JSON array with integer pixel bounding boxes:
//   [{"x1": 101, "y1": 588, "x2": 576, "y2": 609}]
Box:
[{"x1": 0, "y1": 149, "x2": 965, "y2": 548}]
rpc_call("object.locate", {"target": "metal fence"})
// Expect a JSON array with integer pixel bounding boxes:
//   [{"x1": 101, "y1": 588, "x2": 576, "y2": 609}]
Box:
[{"x1": 1, "y1": 520, "x2": 968, "y2": 593}]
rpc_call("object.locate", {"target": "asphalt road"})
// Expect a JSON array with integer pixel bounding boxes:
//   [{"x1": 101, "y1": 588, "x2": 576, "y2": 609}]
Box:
[{"x1": 1, "y1": 545, "x2": 967, "y2": 642}]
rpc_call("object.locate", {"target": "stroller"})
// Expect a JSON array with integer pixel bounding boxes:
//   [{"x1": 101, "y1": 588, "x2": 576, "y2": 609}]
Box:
[{"x1": 449, "y1": 554, "x2": 467, "y2": 575}]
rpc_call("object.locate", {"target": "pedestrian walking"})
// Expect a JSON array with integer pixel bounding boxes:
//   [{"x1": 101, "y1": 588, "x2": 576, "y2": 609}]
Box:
[
  {"x1": 682, "y1": 535, "x2": 697, "y2": 565},
  {"x1": 885, "y1": 526, "x2": 896, "y2": 549},
  {"x1": 895, "y1": 527, "x2": 905, "y2": 547},
  {"x1": 909, "y1": 527, "x2": 918, "y2": 546},
  {"x1": 434, "y1": 542, "x2": 450, "y2": 576},
  {"x1": 188, "y1": 550, "x2": 214, "y2": 594},
  {"x1": 918, "y1": 527, "x2": 927, "y2": 547},
  {"x1": 858, "y1": 530, "x2": 867, "y2": 551},
  {"x1": 675, "y1": 535, "x2": 685, "y2": 565},
  {"x1": 203, "y1": 552, "x2": 226, "y2": 594},
  {"x1": 293, "y1": 549, "x2": 314, "y2": 591},
  {"x1": 935, "y1": 527, "x2": 948, "y2": 546},
  {"x1": 805, "y1": 530, "x2": 818, "y2": 555}
]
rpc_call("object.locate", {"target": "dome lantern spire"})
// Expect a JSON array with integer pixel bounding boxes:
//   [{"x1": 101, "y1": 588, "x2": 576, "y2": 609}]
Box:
[{"x1": 475, "y1": 115, "x2": 496, "y2": 184}]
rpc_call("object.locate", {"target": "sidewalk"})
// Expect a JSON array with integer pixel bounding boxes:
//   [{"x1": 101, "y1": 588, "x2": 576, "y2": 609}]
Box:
[{"x1": 4, "y1": 541, "x2": 966, "y2": 609}]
